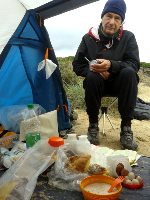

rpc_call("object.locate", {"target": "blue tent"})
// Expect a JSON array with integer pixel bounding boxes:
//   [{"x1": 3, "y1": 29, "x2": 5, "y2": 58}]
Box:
[{"x1": 0, "y1": 0, "x2": 98, "y2": 132}]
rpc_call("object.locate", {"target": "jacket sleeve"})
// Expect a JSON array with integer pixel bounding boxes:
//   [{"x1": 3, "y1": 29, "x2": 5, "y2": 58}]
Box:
[
  {"x1": 72, "y1": 36, "x2": 90, "y2": 77},
  {"x1": 108, "y1": 33, "x2": 140, "y2": 74}
]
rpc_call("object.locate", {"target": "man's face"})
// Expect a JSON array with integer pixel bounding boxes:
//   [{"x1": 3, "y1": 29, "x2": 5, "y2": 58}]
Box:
[{"x1": 101, "y1": 12, "x2": 122, "y2": 37}]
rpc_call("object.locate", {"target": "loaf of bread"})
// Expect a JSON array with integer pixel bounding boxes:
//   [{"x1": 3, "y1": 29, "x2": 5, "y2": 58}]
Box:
[{"x1": 65, "y1": 155, "x2": 91, "y2": 173}]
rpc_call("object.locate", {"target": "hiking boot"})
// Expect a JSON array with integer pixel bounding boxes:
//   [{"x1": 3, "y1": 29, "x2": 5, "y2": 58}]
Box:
[
  {"x1": 120, "y1": 126, "x2": 138, "y2": 150},
  {"x1": 87, "y1": 123, "x2": 100, "y2": 145}
]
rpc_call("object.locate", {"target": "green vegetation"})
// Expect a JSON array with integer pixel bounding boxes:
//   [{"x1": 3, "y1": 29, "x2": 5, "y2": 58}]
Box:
[
  {"x1": 57, "y1": 57, "x2": 149, "y2": 117},
  {"x1": 140, "y1": 62, "x2": 150, "y2": 68},
  {"x1": 57, "y1": 56, "x2": 85, "y2": 110}
]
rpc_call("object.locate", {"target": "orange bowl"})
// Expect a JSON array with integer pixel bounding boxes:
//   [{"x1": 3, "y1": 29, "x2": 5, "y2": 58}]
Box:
[{"x1": 80, "y1": 175, "x2": 122, "y2": 200}]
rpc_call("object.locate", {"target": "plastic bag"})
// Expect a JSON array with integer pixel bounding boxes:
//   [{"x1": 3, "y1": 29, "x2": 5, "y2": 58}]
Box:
[
  {"x1": 0, "y1": 139, "x2": 56, "y2": 200},
  {"x1": 1, "y1": 142, "x2": 26, "y2": 168},
  {"x1": 48, "y1": 143, "x2": 88, "y2": 191},
  {"x1": 0, "y1": 134, "x2": 19, "y2": 149},
  {"x1": 47, "y1": 143, "x2": 109, "y2": 191},
  {"x1": 0, "y1": 104, "x2": 46, "y2": 133}
]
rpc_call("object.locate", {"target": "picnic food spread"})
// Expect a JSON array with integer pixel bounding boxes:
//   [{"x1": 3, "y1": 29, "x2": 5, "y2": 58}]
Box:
[{"x1": 0, "y1": 135, "x2": 144, "y2": 200}]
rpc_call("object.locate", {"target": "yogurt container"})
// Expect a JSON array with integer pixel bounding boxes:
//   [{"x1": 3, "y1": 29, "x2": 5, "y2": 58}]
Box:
[{"x1": 106, "y1": 155, "x2": 132, "y2": 178}]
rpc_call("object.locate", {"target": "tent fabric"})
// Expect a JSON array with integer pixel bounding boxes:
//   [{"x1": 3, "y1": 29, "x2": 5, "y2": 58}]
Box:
[
  {"x1": 19, "y1": 0, "x2": 53, "y2": 10},
  {"x1": 0, "y1": 9, "x2": 70, "y2": 131},
  {"x1": 0, "y1": 0, "x2": 26, "y2": 54},
  {"x1": 19, "y1": 0, "x2": 99, "y2": 19},
  {"x1": 36, "y1": 0, "x2": 100, "y2": 20},
  {"x1": 133, "y1": 97, "x2": 150, "y2": 120}
]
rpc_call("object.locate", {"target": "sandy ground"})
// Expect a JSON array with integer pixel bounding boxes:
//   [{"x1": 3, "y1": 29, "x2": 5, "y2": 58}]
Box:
[{"x1": 70, "y1": 80, "x2": 150, "y2": 157}]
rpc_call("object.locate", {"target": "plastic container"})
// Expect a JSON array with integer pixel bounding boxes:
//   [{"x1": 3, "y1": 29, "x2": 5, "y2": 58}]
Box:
[
  {"x1": 76, "y1": 135, "x2": 92, "y2": 155},
  {"x1": 48, "y1": 137, "x2": 64, "y2": 152},
  {"x1": 41, "y1": 137, "x2": 64, "y2": 176},
  {"x1": 106, "y1": 155, "x2": 132, "y2": 178},
  {"x1": 23, "y1": 104, "x2": 41, "y2": 149},
  {"x1": 80, "y1": 175, "x2": 122, "y2": 200}
]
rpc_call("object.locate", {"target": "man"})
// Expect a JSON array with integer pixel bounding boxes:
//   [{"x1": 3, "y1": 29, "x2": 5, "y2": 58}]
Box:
[{"x1": 72, "y1": 0, "x2": 140, "y2": 150}]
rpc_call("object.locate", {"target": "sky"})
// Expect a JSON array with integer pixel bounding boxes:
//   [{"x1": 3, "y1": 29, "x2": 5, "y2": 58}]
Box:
[{"x1": 45, "y1": 0, "x2": 149, "y2": 63}]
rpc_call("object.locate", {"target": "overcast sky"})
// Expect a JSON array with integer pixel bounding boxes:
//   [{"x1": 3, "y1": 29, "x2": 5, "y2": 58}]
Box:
[{"x1": 45, "y1": 0, "x2": 149, "y2": 63}]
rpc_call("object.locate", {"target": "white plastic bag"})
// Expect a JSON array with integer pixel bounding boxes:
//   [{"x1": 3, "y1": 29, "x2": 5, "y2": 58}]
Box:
[
  {"x1": 0, "y1": 104, "x2": 46, "y2": 133},
  {"x1": 0, "y1": 139, "x2": 56, "y2": 200}
]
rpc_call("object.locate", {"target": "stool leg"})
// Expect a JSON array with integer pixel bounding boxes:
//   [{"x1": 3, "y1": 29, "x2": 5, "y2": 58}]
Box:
[
  {"x1": 106, "y1": 114, "x2": 115, "y2": 129},
  {"x1": 103, "y1": 112, "x2": 105, "y2": 134}
]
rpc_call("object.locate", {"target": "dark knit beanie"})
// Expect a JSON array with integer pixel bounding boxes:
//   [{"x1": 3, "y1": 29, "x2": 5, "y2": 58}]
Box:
[{"x1": 101, "y1": 0, "x2": 126, "y2": 21}]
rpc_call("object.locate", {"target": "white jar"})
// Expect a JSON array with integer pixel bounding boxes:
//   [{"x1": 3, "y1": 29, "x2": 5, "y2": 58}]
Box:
[{"x1": 76, "y1": 135, "x2": 92, "y2": 155}]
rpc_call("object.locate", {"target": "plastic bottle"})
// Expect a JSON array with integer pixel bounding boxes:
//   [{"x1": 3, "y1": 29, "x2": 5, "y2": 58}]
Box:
[
  {"x1": 48, "y1": 137, "x2": 64, "y2": 153},
  {"x1": 64, "y1": 134, "x2": 77, "y2": 145},
  {"x1": 76, "y1": 135, "x2": 92, "y2": 155},
  {"x1": 41, "y1": 137, "x2": 64, "y2": 175},
  {"x1": 64, "y1": 134, "x2": 78, "y2": 153},
  {"x1": 23, "y1": 104, "x2": 41, "y2": 149}
]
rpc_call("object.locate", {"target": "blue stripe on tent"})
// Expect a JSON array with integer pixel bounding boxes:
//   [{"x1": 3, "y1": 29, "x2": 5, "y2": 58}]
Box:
[
  {"x1": 14, "y1": 11, "x2": 44, "y2": 42},
  {"x1": 20, "y1": 22, "x2": 40, "y2": 40},
  {"x1": 0, "y1": 46, "x2": 33, "y2": 108}
]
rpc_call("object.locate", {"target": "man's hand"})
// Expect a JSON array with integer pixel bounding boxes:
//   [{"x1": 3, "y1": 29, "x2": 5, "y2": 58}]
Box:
[
  {"x1": 90, "y1": 59, "x2": 111, "y2": 80},
  {"x1": 91, "y1": 59, "x2": 111, "y2": 73},
  {"x1": 100, "y1": 71, "x2": 110, "y2": 80}
]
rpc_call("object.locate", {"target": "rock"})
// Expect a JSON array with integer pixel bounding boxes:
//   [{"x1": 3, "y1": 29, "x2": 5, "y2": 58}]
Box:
[{"x1": 70, "y1": 111, "x2": 78, "y2": 121}]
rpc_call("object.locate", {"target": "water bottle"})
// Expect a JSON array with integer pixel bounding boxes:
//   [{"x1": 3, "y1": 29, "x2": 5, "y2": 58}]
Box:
[{"x1": 23, "y1": 104, "x2": 41, "y2": 149}]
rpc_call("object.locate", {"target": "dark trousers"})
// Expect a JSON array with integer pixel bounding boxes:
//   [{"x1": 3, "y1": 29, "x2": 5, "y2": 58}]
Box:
[{"x1": 83, "y1": 68, "x2": 139, "y2": 123}]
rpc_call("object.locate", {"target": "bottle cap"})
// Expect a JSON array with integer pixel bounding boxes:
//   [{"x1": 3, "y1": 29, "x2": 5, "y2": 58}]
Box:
[
  {"x1": 48, "y1": 137, "x2": 64, "y2": 147},
  {"x1": 27, "y1": 104, "x2": 34, "y2": 108}
]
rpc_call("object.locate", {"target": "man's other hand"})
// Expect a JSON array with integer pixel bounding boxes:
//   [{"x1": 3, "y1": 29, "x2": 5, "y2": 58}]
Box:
[{"x1": 100, "y1": 71, "x2": 110, "y2": 80}]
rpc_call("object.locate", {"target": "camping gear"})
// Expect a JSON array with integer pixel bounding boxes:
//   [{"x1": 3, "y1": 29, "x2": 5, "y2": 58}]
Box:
[
  {"x1": 133, "y1": 97, "x2": 150, "y2": 120},
  {"x1": 108, "y1": 176, "x2": 125, "y2": 193},
  {"x1": 80, "y1": 175, "x2": 122, "y2": 200}
]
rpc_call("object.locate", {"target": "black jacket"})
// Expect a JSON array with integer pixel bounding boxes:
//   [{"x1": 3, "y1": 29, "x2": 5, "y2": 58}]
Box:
[{"x1": 72, "y1": 24, "x2": 140, "y2": 78}]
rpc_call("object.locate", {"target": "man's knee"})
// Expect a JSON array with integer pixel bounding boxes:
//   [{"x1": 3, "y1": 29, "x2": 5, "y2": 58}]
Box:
[
  {"x1": 83, "y1": 72, "x2": 102, "y2": 88},
  {"x1": 120, "y1": 67, "x2": 139, "y2": 82}
]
